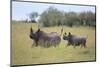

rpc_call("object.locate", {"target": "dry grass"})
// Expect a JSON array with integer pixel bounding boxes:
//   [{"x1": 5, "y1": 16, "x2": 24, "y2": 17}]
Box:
[{"x1": 11, "y1": 22, "x2": 96, "y2": 66}]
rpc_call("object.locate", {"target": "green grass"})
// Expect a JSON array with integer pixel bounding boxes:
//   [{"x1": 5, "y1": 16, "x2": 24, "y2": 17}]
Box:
[{"x1": 12, "y1": 22, "x2": 96, "y2": 66}]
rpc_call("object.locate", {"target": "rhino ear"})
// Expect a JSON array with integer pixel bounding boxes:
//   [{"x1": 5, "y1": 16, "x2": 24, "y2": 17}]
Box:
[
  {"x1": 65, "y1": 32, "x2": 67, "y2": 35},
  {"x1": 37, "y1": 28, "x2": 40, "y2": 32},
  {"x1": 68, "y1": 32, "x2": 71, "y2": 35},
  {"x1": 64, "y1": 32, "x2": 67, "y2": 35}
]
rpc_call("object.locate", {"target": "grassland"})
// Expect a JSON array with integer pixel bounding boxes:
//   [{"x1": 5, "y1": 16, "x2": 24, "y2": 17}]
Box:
[{"x1": 12, "y1": 22, "x2": 96, "y2": 66}]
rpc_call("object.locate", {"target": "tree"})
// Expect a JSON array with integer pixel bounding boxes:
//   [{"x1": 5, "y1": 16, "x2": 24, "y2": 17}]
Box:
[
  {"x1": 79, "y1": 12, "x2": 87, "y2": 25},
  {"x1": 79, "y1": 11, "x2": 96, "y2": 27},
  {"x1": 39, "y1": 6, "x2": 95, "y2": 27},
  {"x1": 86, "y1": 11, "x2": 96, "y2": 27},
  {"x1": 29, "y1": 12, "x2": 38, "y2": 23},
  {"x1": 39, "y1": 6, "x2": 63, "y2": 27},
  {"x1": 64, "y1": 12, "x2": 79, "y2": 27}
]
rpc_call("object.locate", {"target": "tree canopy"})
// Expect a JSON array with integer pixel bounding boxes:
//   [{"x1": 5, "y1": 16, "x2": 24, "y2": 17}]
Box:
[{"x1": 30, "y1": 6, "x2": 96, "y2": 27}]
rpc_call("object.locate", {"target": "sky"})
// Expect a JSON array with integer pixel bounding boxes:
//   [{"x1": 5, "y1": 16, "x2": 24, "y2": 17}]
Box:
[{"x1": 12, "y1": 1, "x2": 96, "y2": 21}]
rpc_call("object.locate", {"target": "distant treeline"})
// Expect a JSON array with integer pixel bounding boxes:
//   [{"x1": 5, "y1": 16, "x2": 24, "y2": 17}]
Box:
[{"x1": 38, "y1": 6, "x2": 96, "y2": 27}]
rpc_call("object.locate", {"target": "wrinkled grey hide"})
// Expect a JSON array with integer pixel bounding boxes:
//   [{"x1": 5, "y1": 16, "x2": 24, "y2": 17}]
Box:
[
  {"x1": 30, "y1": 27, "x2": 61, "y2": 47},
  {"x1": 63, "y1": 32, "x2": 87, "y2": 48}
]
